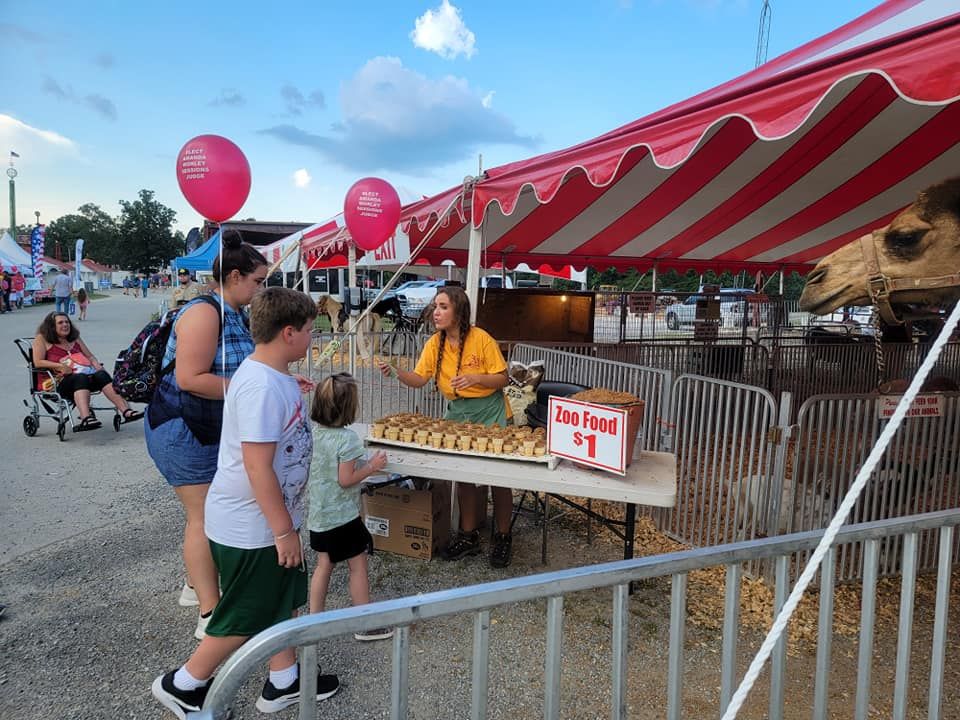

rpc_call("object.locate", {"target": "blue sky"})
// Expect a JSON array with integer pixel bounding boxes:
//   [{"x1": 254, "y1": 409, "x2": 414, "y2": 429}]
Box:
[{"x1": 1, "y1": 0, "x2": 881, "y2": 236}]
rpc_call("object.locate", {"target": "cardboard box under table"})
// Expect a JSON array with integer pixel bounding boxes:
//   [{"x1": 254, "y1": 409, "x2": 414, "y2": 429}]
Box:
[{"x1": 361, "y1": 480, "x2": 451, "y2": 560}]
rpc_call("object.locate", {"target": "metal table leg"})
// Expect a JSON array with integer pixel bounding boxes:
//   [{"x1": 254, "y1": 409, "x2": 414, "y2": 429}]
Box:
[{"x1": 541, "y1": 492, "x2": 549, "y2": 565}]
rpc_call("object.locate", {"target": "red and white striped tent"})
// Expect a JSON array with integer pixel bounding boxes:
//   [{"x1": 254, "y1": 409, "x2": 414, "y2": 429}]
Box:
[{"x1": 385, "y1": 0, "x2": 960, "y2": 277}]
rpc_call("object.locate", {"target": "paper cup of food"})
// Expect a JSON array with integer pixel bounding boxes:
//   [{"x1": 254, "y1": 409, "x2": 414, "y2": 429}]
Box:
[{"x1": 371, "y1": 423, "x2": 385, "y2": 439}]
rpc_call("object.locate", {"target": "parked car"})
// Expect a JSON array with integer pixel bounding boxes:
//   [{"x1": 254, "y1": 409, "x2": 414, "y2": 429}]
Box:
[
  {"x1": 397, "y1": 279, "x2": 447, "y2": 318},
  {"x1": 663, "y1": 289, "x2": 757, "y2": 330},
  {"x1": 810, "y1": 305, "x2": 876, "y2": 335}
]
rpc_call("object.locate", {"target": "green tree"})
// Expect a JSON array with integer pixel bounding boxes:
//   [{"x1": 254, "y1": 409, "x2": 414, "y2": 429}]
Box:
[
  {"x1": 46, "y1": 204, "x2": 120, "y2": 263},
  {"x1": 116, "y1": 190, "x2": 179, "y2": 272}
]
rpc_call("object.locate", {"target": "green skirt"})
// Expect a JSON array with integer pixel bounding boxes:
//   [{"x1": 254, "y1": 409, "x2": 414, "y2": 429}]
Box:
[{"x1": 445, "y1": 391, "x2": 508, "y2": 427}]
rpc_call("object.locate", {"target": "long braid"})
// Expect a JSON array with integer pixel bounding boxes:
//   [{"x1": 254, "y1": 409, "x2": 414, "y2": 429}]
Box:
[
  {"x1": 454, "y1": 317, "x2": 470, "y2": 397},
  {"x1": 432, "y1": 286, "x2": 473, "y2": 398},
  {"x1": 434, "y1": 329, "x2": 446, "y2": 392}
]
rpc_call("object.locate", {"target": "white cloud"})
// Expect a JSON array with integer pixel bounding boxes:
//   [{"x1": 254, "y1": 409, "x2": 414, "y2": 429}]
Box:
[
  {"x1": 260, "y1": 57, "x2": 536, "y2": 173},
  {"x1": 0, "y1": 114, "x2": 76, "y2": 158},
  {"x1": 481, "y1": 91, "x2": 495, "y2": 109},
  {"x1": 410, "y1": 0, "x2": 476, "y2": 60},
  {"x1": 292, "y1": 168, "x2": 312, "y2": 188}
]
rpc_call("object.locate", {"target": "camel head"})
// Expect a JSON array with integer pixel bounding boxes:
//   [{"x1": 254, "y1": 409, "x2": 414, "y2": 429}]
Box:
[{"x1": 800, "y1": 177, "x2": 960, "y2": 319}]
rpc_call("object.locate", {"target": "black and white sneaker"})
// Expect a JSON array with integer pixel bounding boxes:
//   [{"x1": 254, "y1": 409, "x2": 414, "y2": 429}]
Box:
[
  {"x1": 354, "y1": 627, "x2": 395, "y2": 641},
  {"x1": 255, "y1": 666, "x2": 340, "y2": 713},
  {"x1": 151, "y1": 670, "x2": 210, "y2": 719}
]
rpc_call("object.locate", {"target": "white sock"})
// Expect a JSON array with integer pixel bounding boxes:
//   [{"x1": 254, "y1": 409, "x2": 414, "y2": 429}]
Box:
[
  {"x1": 173, "y1": 666, "x2": 208, "y2": 691},
  {"x1": 269, "y1": 663, "x2": 299, "y2": 690}
]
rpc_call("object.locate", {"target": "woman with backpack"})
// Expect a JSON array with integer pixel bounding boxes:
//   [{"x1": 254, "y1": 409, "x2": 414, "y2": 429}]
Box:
[{"x1": 144, "y1": 232, "x2": 269, "y2": 641}]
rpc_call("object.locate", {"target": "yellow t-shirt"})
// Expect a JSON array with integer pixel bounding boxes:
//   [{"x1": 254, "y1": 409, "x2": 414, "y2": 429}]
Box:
[{"x1": 414, "y1": 327, "x2": 507, "y2": 401}]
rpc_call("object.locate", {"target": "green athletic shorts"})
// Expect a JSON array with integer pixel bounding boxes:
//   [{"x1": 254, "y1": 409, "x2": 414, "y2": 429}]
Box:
[{"x1": 205, "y1": 540, "x2": 308, "y2": 637}]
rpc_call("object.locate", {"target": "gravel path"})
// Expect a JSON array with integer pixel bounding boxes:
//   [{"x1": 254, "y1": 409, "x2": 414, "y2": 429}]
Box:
[{"x1": 0, "y1": 292, "x2": 955, "y2": 719}]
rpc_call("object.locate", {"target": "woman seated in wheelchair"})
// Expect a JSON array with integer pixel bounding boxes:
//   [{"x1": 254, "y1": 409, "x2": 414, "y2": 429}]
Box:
[{"x1": 31, "y1": 312, "x2": 143, "y2": 431}]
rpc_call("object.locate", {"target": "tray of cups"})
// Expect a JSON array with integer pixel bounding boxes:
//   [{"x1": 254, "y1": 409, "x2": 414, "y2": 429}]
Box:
[{"x1": 368, "y1": 413, "x2": 559, "y2": 470}]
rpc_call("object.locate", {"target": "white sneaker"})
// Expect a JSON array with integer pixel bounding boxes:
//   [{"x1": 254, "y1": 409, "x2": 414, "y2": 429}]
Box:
[
  {"x1": 195, "y1": 612, "x2": 211, "y2": 640},
  {"x1": 178, "y1": 582, "x2": 199, "y2": 607}
]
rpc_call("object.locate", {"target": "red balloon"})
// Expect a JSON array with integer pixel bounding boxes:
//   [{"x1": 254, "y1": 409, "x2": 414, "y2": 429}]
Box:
[
  {"x1": 176, "y1": 135, "x2": 251, "y2": 223},
  {"x1": 343, "y1": 177, "x2": 401, "y2": 252}
]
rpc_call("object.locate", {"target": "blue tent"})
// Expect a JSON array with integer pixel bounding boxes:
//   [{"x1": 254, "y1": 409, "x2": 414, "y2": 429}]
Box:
[{"x1": 172, "y1": 230, "x2": 220, "y2": 272}]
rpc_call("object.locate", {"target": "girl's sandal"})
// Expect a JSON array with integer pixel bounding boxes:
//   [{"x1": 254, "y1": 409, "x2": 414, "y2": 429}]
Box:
[{"x1": 121, "y1": 409, "x2": 144, "y2": 423}]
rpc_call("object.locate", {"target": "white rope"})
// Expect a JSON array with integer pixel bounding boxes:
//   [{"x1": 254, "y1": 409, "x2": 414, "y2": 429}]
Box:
[{"x1": 721, "y1": 298, "x2": 960, "y2": 719}]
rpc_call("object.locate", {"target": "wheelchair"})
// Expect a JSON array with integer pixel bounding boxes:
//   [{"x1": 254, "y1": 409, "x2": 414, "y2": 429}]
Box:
[{"x1": 14, "y1": 337, "x2": 129, "y2": 440}]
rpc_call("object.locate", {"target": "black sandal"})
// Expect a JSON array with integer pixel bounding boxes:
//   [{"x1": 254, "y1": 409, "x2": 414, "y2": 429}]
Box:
[
  {"x1": 77, "y1": 416, "x2": 102, "y2": 431},
  {"x1": 121, "y1": 408, "x2": 144, "y2": 423}
]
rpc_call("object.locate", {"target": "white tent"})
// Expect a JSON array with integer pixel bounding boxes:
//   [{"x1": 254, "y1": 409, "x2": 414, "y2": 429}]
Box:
[{"x1": 0, "y1": 231, "x2": 35, "y2": 276}]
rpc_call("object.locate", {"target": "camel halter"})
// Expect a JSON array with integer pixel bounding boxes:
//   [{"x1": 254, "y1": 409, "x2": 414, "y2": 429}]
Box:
[{"x1": 859, "y1": 233, "x2": 960, "y2": 325}]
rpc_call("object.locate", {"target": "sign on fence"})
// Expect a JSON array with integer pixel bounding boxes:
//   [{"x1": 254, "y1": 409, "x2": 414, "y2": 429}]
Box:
[
  {"x1": 878, "y1": 393, "x2": 944, "y2": 419},
  {"x1": 629, "y1": 292, "x2": 655, "y2": 314},
  {"x1": 547, "y1": 396, "x2": 627, "y2": 475},
  {"x1": 693, "y1": 321, "x2": 719, "y2": 341}
]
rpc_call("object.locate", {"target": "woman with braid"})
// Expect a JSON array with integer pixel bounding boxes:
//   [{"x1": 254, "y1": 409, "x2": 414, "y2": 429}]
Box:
[{"x1": 378, "y1": 286, "x2": 512, "y2": 567}]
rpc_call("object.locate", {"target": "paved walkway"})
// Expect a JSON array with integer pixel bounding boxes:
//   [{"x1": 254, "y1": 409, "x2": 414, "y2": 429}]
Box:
[{"x1": 0, "y1": 290, "x2": 161, "y2": 562}]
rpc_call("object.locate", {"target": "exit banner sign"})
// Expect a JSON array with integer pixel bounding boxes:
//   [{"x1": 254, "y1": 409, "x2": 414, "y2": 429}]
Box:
[{"x1": 547, "y1": 396, "x2": 628, "y2": 475}]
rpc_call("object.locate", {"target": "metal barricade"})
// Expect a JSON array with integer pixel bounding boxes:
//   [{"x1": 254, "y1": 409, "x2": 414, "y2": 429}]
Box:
[
  {"x1": 304, "y1": 330, "x2": 445, "y2": 422},
  {"x1": 664, "y1": 375, "x2": 783, "y2": 549},
  {"x1": 192, "y1": 509, "x2": 960, "y2": 720},
  {"x1": 783, "y1": 392, "x2": 960, "y2": 581}
]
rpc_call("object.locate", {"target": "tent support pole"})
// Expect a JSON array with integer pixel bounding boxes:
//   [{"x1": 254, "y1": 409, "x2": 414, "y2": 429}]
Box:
[
  {"x1": 348, "y1": 243, "x2": 357, "y2": 289},
  {"x1": 465, "y1": 220, "x2": 483, "y2": 324},
  {"x1": 652, "y1": 263, "x2": 658, "y2": 293}
]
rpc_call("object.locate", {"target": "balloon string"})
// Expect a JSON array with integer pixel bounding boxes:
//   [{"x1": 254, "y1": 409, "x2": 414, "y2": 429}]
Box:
[{"x1": 219, "y1": 223, "x2": 226, "y2": 396}]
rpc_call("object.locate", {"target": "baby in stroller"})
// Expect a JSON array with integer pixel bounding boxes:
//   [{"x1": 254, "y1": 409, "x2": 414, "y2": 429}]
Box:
[{"x1": 27, "y1": 311, "x2": 143, "y2": 433}]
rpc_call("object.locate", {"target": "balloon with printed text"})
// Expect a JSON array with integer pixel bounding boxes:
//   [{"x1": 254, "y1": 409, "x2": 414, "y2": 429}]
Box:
[
  {"x1": 176, "y1": 135, "x2": 251, "y2": 223},
  {"x1": 343, "y1": 177, "x2": 401, "y2": 251}
]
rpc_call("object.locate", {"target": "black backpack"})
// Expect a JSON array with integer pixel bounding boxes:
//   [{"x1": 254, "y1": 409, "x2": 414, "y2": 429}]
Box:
[{"x1": 112, "y1": 295, "x2": 221, "y2": 403}]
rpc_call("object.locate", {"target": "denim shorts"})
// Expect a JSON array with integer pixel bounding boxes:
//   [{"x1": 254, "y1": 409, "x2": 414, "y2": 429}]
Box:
[{"x1": 145, "y1": 416, "x2": 218, "y2": 487}]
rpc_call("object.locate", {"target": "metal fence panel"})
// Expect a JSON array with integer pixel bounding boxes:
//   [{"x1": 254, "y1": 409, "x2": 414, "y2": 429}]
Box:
[
  {"x1": 665, "y1": 375, "x2": 779, "y2": 549},
  {"x1": 785, "y1": 392, "x2": 960, "y2": 581},
  {"x1": 193, "y1": 510, "x2": 960, "y2": 720}
]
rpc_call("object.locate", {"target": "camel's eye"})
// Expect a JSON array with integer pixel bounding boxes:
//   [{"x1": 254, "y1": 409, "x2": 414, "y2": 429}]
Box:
[{"x1": 887, "y1": 229, "x2": 924, "y2": 248}]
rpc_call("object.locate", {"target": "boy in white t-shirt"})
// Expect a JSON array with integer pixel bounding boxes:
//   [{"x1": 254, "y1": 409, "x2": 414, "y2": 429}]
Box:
[{"x1": 152, "y1": 287, "x2": 339, "y2": 718}]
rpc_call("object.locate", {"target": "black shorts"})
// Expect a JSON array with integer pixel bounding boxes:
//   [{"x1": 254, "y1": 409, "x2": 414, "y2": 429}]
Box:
[
  {"x1": 309, "y1": 516, "x2": 373, "y2": 563},
  {"x1": 58, "y1": 369, "x2": 112, "y2": 402}
]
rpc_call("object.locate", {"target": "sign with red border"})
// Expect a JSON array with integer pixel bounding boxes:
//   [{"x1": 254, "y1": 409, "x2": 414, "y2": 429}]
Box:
[
  {"x1": 547, "y1": 396, "x2": 627, "y2": 475},
  {"x1": 877, "y1": 393, "x2": 944, "y2": 419}
]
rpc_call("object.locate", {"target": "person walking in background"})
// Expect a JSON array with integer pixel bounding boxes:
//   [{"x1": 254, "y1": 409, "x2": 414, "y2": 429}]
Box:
[
  {"x1": 150, "y1": 287, "x2": 340, "y2": 718},
  {"x1": 140, "y1": 274, "x2": 149, "y2": 299},
  {"x1": 0, "y1": 270, "x2": 10, "y2": 314},
  {"x1": 53, "y1": 270, "x2": 73, "y2": 314},
  {"x1": 306, "y1": 373, "x2": 392, "y2": 641},
  {"x1": 12, "y1": 269, "x2": 25, "y2": 308},
  {"x1": 77, "y1": 288, "x2": 89, "y2": 321}
]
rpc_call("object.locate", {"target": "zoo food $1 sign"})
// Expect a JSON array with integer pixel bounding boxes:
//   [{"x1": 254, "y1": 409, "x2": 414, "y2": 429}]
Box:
[{"x1": 547, "y1": 397, "x2": 627, "y2": 475}]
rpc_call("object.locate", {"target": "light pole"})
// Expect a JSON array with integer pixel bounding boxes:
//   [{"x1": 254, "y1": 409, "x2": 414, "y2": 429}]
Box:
[{"x1": 6, "y1": 166, "x2": 16, "y2": 236}]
